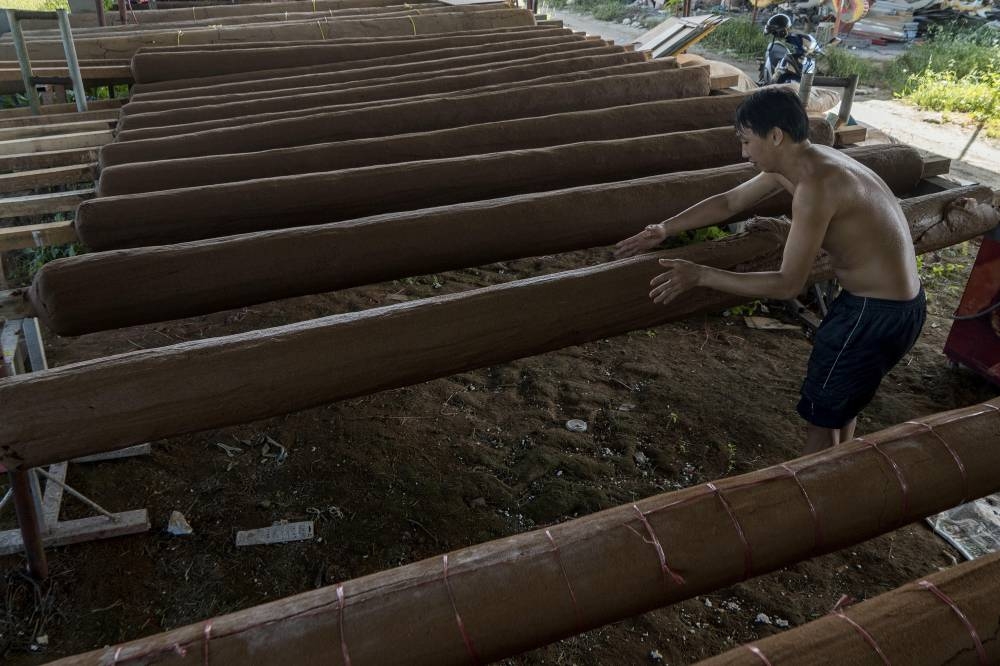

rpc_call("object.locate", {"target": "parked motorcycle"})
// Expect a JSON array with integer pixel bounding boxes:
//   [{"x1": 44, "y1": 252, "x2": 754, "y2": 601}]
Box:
[{"x1": 758, "y1": 13, "x2": 823, "y2": 86}]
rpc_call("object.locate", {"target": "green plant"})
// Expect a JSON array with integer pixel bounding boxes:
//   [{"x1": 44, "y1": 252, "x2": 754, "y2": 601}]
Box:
[
  {"x1": 9, "y1": 243, "x2": 85, "y2": 284},
  {"x1": 663, "y1": 225, "x2": 729, "y2": 249},
  {"x1": 724, "y1": 299, "x2": 763, "y2": 317}
]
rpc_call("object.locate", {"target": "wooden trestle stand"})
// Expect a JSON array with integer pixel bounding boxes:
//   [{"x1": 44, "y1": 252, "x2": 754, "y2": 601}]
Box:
[{"x1": 0, "y1": 317, "x2": 149, "y2": 580}]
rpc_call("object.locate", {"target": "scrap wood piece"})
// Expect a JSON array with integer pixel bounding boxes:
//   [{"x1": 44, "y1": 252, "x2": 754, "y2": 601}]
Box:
[
  {"x1": 697, "y1": 550, "x2": 1000, "y2": 664},
  {"x1": 49, "y1": 145, "x2": 925, "y2": 335},
  {"x1": 41, "y1": 399, "x2": 1000, "y2": 665},
  {"x1": 743, "y1": 316, "x2": 801, "y2": 331},
  {"x1": 4, "y1": 183, "x2": 996, "y2": 469}
]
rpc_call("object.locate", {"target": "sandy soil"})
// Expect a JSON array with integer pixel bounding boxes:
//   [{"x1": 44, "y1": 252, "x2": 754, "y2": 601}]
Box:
[{"x1": 1, "y1": 14, "x2": 999, "y2": 665}]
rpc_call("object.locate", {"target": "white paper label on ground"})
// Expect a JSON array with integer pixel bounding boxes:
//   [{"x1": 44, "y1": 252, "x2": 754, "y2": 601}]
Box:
[{"x1": 236, "y1": 521, "x2": 314, "y2": 547}]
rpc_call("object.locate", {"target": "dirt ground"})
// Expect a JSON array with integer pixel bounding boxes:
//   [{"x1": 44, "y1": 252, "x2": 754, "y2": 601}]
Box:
[{"x1": 1, "y1": 214, "x2": 997, "y2": 664}]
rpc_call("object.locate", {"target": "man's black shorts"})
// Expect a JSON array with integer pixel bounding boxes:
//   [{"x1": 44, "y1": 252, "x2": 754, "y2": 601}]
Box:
[{"x1": 797, "y1": 287, "x2": 926, "y2": 429}]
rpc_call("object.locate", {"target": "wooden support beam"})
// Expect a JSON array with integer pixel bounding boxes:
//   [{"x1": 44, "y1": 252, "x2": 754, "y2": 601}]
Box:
[
  {"x1": 54, "y1": 144, "x2": 916, "y2": 335},
  {"x1": 0, "y1": 120, "x2": 114, "y2": 142},
  {"x1": 0, "y1": 109, "x2": 121, "y2": 130},
  {"x1": 0, "y1": 130, "x2": 112, "y2": 157},
  {"x1": 0, "y1": 509, "x2": 149, "y2": 555},
  {"x1": 3, "y1": 186, "x2": 996, "y2": 470},
  {"x1": 0, "y1": 188, "x2": 92, "y2": 218},
  {"x1": 0, "y1": 163, "x2": 95, "y2": 193},
  {"x1": 0, "y1": 97, "x2": 122, "y2": 118},
  {"x1": 41, "y1": 399, "x2": 1000, "y2": 666},
  {"x1": 0, "y1": 146, "x2": 101, "y2": 172},
  {"x1": 0, "y1": 220, "x2": 76, "y2": 252},
  {"x1": 699, "y1": 550, "x2": 1000, "y2": 665}
]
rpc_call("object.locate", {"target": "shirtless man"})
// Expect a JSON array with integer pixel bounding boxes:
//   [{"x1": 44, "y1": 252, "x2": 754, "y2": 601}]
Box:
[{"x1": 614, "y1": 87, "x2": 926, "y2": 455}]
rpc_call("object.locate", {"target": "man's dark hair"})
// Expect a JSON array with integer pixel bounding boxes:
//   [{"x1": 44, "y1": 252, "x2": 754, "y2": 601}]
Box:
[{"x1": 735, "y1": 87, "x2": 810, "y2": 142}]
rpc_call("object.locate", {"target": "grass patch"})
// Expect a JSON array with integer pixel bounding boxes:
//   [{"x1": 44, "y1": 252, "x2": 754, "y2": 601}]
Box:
[
  {"x1": 541, "y1": 0, "x2": 633, "y2": 23},
  {"x1": 818, "y1": 45, "x2": 879, "y2": 82},
  {"x1": 885, "y1": 24, "x2": 1000, "y2": 91},
  {"x1": 886, "y1": 25, "x2": 1000, "y2": 137},
  {"x1": 701, "y1": 17, "x2": 770, "y2": 60}
]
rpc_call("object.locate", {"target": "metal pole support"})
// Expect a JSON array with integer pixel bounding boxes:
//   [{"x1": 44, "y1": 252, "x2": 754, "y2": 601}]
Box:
[
  {"x1": 56, "y1": 9, "x2": 88, "y2": 112},
  {"x1": 5, "y1": 9, "x2": 41, "y2": 115},
  {"x1": 8, "y1": 469, "x2": 49, "y2": 580},
  {"x1": 798, "y1": 70, "x2": 815, "y2": 106}
]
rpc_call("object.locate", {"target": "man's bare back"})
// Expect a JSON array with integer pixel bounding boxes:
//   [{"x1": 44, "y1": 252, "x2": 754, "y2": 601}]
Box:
[{"x1": 779, "y1": 144, "x2": 921, "y2": 302}]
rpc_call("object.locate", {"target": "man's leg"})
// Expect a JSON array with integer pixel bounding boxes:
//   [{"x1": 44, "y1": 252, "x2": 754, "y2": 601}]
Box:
[
  {"x1": 804, "y1": 423, "x2": 840, "y2": 455},
  {"x1": 839, "y1": 417, "x2": 857, "y2": 443}
]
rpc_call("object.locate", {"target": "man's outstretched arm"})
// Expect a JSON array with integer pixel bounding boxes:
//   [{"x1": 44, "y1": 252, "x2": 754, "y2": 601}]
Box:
[
  {"x1": 649, "y1": 184, "x2": 832, "y2": 304},
  {"x1": 614, "y1": 173, "x2": 785, "y2": 258}
]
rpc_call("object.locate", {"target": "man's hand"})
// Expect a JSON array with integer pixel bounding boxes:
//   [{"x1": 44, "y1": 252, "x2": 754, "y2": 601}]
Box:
[
  {"x1": 614, "y1": 224, "x2": 667, "y2": 258},
  {"x1": 649, "y1": 259, "x2": 703, "y2": 306}
]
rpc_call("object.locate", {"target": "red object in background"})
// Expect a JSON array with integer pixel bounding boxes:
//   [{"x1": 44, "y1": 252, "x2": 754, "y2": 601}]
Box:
[{"x1": 944, "y1": 229, "x2": 1000, "y2": 387}]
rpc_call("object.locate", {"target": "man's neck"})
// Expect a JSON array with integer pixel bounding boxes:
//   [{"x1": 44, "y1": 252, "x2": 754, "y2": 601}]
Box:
[{"x1": 770, "y1": 140, "x2": 815, "y2": 186}]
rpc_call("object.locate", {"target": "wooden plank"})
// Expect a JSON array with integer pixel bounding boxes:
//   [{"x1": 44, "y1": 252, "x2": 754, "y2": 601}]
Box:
[
  {"x1": 709, "y1": 73, "x2": 740, "y2": 90},
  {"x1": 0, "y1": 509, "x2": 150, "y2": 555},
  {"x1": 0, "y1": 188, "x2": 93, "y2": 218},
  {"x1": 0, "y1": 98, "x2": 124, "y2": 118},
  {"x1": 0, "y1": 163, "x2": 96, "y2": 194},
  {"x1": 41, "y1": 462, "x2": 68, "y2": 528},
  {"x1": 834, "y1": 125, "x2": 867, "y2": 146},
  {"x1": 0, "y1": 146, "x2": 102, "y2": 172},
  {"x1": 0, "y1": 109, "x2": 121, "y2": 130},
  {"x1": 921, "y1": 153, "x2": 951, "y2": 177},
  {"x1": 0, "y1": 220, "x2": 76, "y2": 251},
  {"x1": 0, "y1": 120, "x2": 115, "y2": 142},
  {"x1": 0, "y1": 65, "x2": 132, "y2": 81},
  {"x1": 0, "y1": 130, "x2": 113, "y2": 156},
  {"x1": 73, "y1": 444, "x2": 152, "y2": 463}
]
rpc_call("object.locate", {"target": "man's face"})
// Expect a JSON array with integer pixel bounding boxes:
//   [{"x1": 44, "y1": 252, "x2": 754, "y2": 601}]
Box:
[{"x1": 737, "y1": 125, "x2": 778, "y2": 172}]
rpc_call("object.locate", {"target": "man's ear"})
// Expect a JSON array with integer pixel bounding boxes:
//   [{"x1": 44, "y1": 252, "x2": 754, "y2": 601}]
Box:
[{"x1": 770, "y1": 127, "x2": 785, "y2": 146}]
